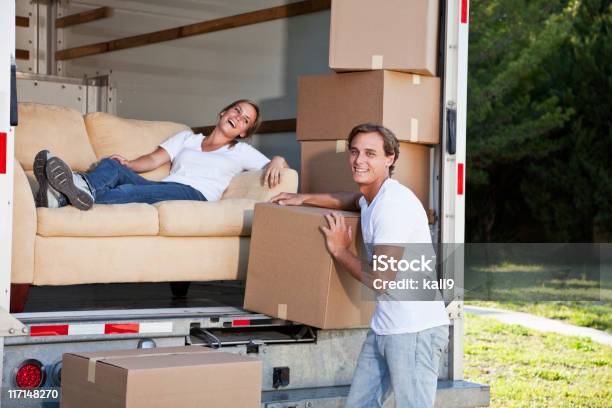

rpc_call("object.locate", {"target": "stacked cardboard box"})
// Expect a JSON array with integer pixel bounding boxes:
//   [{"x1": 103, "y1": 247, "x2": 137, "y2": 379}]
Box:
[
  {"x1": 61, "y1": 346, "x2": 261, "y2": 408},
  {"x1": 298, "y1": 0, "x2": 441, "y2": 210},
  {"x1": 329, "y1": 0, "x2": 440, "y2": 75},
  {"x1": 297, "y1": 71, "x2": 438, "y2": 207}
]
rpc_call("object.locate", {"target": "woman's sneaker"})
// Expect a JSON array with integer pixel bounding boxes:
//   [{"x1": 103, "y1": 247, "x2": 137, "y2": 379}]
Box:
[
  {"x1": 33, "y1": 150, "x2": 68, "y2": 208},
  {"x1": 45, "y1": 155, "x2": 94, "y2": 211}
]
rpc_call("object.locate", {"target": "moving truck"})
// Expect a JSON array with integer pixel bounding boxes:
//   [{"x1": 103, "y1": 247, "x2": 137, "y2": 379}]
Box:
[{"x1": 0, "y1": 0, "x2": 489, "y2": 406}]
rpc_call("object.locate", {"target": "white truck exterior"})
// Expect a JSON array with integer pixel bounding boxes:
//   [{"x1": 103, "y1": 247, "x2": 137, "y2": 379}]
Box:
[{"x1": 0, "y1": 1, "x2": 486, "y2": 406}]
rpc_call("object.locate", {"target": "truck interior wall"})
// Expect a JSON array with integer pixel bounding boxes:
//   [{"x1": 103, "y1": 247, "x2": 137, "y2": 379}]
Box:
[{"x1": 57, "y1": 0, "x2": 333, "y2": 171}]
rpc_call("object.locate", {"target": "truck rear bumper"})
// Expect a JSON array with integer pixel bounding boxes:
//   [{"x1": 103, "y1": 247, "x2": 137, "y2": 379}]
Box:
[{"x1": 262, "y1": 380, "x2": 490, "y2": 407}]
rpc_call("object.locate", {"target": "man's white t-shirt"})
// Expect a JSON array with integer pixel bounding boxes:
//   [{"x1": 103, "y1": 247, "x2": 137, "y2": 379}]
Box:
[
  {"x1": 359, "y1": 178, "x2": 450, "y2": 335},
  {"x1": 159, "y1": 130, "x2": 270, "y2": 201}
]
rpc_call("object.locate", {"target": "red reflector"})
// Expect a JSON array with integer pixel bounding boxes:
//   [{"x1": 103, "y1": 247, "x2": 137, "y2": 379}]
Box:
[
  {"x1": 0, "y1": 132, "x2": 7, "y2": 174},
  {"x1": 457, "y1": 163, "x2": 464, "y2": 195},
  {"x1": 461, "y1": 0, "x2": 469, "y2": 24},
  {"x1": 30, "y1": 325, "x2": 69, "y2": 336},
  {"x1": 15, "y1": 363, "x2": 43, "y2": 388},
  {"x1": 105, "y1": 323, "x2": 139, "y2": 334},
  {"x1": 232, "y1": 319, "x2": 251, "y2": 327}
]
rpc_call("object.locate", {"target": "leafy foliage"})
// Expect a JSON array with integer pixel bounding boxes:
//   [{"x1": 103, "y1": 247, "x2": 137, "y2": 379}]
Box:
[{"x1": 466, "y1": 0, "x2": 611, "y2": 242}]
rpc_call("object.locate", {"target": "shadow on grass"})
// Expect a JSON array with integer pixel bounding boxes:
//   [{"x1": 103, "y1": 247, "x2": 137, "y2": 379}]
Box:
[{"x1": 463, "y1": 243, "x2": 610, "y2": 303}]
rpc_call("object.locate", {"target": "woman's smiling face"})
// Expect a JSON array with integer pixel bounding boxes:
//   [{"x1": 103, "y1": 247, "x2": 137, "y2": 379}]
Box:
[{"x1": 218, "y1": 102, "x2": 258, "y2": 139}]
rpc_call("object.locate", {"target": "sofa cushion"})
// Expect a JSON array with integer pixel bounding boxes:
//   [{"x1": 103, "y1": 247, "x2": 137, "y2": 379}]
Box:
[
  {"x1": 15, "y1": 103, "x2": 97, "y2": 171},
  {"x1": 155, "y1": 198, "x2": 257, "y2": 237},
  {"x1": 34, "y1": 236, "x2": 249, "y2": 285},
  {"x1": 222, "y1": 168, "x2": 299, "y2": 201},
  {"x1": 37, "y1": 204, "x2": 159, "y2": 237},
  {"x1": 84, "y1": 112, "x2": 190, "y2": 180}
]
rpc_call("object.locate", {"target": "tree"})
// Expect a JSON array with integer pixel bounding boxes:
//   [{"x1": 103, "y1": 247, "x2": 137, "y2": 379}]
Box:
[{"x1": 466, "y1": 0, "x2": 611, "y2": 242}]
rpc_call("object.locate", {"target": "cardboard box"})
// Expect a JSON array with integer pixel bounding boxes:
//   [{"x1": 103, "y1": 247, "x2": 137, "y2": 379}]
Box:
[
  {"x1": 300, "y1": 140, "x2": 430, "y2": 209},
  {"x1": 244, "y1": 203, "x2": 375, "y2": 329},
  {"x1": 61, "y1": 346, "x2": 261, "y2": 408},
  {"x1": 329, "y1": 0, "x2": 439, "y2": 75},
  {"x1": 297, "y1": 71, "x2": 440, "y2": 144}
]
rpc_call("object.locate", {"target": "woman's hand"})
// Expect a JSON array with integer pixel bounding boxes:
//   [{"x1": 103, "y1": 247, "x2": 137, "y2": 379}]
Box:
[
  {"x1": 263, "y1": 156, "x2": 288, "y2": 188},
  {"x1": 108, "y1": 148, "x2": 171, "y2": 173},
  {"x1": 108, "y1": 154, "x2": 132, "y2": 168}
]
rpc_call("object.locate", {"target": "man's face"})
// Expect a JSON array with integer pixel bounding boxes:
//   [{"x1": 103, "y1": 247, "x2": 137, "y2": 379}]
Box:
[
  {"x1": 348, "y1": 131, "x2": 395, "y2": 186},
  {"x1": 219, "y1": 102, "x2": 257, "y2": 139}
]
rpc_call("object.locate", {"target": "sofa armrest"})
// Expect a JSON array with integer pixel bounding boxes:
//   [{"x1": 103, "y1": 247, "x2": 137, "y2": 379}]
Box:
[
  {"x1": 12, "y1": 159, "x2": 36, "y2": 284},
  {"x1": 221, "y1": 168, "x2": 298, "y2": 201}
]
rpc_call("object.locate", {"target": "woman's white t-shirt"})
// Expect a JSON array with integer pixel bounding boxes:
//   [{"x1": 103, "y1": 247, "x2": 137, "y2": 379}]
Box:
[
  {"x1": 160, "y1": 130, "x2": 270, "y2": 201},
  {"x1": 359, "y1": 178, "x2": 450, "y2": 335}
]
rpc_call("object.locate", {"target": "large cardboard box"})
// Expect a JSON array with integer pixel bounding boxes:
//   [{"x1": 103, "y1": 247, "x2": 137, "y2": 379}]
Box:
[
  {"x1": 244, "y1": 203, "x2": 375, "y2": 329},
  {"x1": 297, "y1": 71, "x2": 440, "y2": 144},
  {"x1": 61, "y1": 346, "x2": 261, "y2": 408},
  {"x1": 300, "y1": 140, "x2": 430, "y2": 208},
  {"x1": 329, "y1": 0, "x2": 439, "y2": 75}
]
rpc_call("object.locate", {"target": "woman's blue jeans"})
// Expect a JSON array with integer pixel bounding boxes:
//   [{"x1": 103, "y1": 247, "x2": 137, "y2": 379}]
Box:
[{"x1": 82, "y1": 158, "x2": 206, "y2": 204}]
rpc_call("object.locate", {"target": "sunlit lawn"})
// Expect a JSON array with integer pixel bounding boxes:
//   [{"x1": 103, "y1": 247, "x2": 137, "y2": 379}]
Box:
[
  {"x1": 464, "y1": 313, "x2": 612, "y2": 407},
  {"x1": 464, "y1": 259, "x2": 611, "y2": 332}
]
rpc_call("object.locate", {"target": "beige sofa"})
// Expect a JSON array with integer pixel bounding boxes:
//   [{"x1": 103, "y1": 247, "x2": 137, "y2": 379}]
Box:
[{"x1": 11, "y1": 103, "x2": 298, "y2": 311}]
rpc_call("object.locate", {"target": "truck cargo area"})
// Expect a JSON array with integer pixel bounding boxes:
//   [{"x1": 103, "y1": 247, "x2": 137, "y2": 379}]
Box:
[{"x1": 21, "y1": 281, "x2": 245, "y2": 312}]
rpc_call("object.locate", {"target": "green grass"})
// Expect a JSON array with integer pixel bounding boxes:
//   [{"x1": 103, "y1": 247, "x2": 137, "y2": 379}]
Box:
[
  {"x1": 466, "y1": 300, "x2": 612, "y2": 333},
  {"x1": 464, "y1": 259, "x2": 611, "y2": 332},
  {"x1": 465, "y1": 261, "x2": 609, "y2": 302},
  {"x1": 464, "y1": 313, "x2": 612, "y2": 407}
]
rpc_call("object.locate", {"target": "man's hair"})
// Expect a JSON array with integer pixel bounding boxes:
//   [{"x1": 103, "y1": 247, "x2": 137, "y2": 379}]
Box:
[
  {"x1": 220, "y1": 99, "x2": 262, "y2": 146},
  {"x1": 347, "y1": 123, "x2": 400, "y2": 175}
]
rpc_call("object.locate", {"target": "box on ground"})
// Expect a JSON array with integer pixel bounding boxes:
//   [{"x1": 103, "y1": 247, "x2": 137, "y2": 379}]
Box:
[
  {"x1": 297, "y1": 71, "x2": 440, "y2": 144},
  {"x1": 244, "y1": 203, "x2": 375, "y2": 329},
  {"x1": 300, "y1": 140, "x2": 430, "y2": 209},
  {"x1": 61, "y1": 346, "x2": 261, "y2": 408},
  {"x1": 329, "y1": 0, "x2": 439, "y2": 75}
]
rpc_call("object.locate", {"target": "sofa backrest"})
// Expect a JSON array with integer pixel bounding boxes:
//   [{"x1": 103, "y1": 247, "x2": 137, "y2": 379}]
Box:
[
  {"x1": 15, "y1": 103, "x2": 97, "y2": 171},
  {"x1": 84, "y1": 112, "x2": 190, "y2": 181}
]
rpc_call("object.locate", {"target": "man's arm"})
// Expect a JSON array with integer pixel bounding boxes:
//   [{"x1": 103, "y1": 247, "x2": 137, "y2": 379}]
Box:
[{"x1": 270, "y1": 192, "x2": 361, "y2": 211}]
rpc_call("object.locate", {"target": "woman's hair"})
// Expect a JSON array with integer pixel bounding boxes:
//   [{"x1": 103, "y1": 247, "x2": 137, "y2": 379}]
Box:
[
  {"x1": 219, "y1": 99, "x2": 262, "y2": 146},
  {"x1": 347, "y1": 123, "x2": 400, "y2": 175}
]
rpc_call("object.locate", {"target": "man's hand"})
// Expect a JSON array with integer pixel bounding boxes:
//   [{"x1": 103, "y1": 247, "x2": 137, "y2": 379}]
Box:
[
  {"x1": 263, "y1": 156, "x2": 287, "y2": 188},
  {"x1": 269, "y1": 192, "x2": 306, "y2": 206},
  {"x1": 320, "y1": 212, "x2": 353, "y2": 258}
]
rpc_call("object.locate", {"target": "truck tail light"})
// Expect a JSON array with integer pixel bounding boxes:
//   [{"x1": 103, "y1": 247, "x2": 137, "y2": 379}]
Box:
[{"x1": 15, "y1": 360, "x2": 45, "y2": 388}]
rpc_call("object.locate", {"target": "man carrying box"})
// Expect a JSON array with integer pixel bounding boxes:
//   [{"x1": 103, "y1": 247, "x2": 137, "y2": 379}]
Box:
[{"x1": 271, "y1": 123, "x2": 449, "y2": 408}]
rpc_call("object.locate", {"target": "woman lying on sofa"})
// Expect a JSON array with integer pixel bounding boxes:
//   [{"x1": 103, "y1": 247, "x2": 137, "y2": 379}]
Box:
[{"x1": 33, "y1": 99, "x2": 288, "y2": 210}]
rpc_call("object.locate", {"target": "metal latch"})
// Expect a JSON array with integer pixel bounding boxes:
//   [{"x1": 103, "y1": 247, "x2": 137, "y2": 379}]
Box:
[{"x1": 446, "y1": 102, "x2": 457, "y2": 155}]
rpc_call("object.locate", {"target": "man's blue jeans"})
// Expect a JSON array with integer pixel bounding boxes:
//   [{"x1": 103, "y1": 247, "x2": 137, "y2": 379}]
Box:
[
  {"x1": 345, "y1": 325, "x2": 449, "y2": 408},
  {"x1": 82, "y1": 158, "x2": 206, "y2": 204}
]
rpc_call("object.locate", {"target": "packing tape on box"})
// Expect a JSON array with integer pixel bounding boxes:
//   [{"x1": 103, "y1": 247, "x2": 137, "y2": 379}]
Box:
[
  {"x1": 336, "y1": 140, "x2": 347, "y2": 153},
  {"x1": 412, "y1": 74, "x2": 421, "y2": 85},
  {"x1": 371, "y1": 55, "x2": 383, "y2": 70},
  {"x1": 277, "y1": 304, "x2": 288, "y2": 320},
  {"x1": 86, "y1": 350, "x2": 208, "y2": 383},
  {"x1": 410, "y1": 118, "x2": 419, "y2": 142}
]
